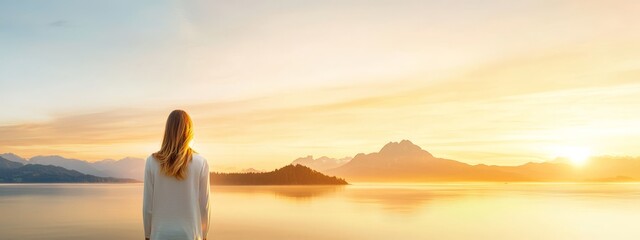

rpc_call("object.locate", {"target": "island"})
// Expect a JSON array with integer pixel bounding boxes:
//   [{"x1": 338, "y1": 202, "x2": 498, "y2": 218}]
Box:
[{"x1": 210, "y1": 164, "x2": 348, "y2": 185}]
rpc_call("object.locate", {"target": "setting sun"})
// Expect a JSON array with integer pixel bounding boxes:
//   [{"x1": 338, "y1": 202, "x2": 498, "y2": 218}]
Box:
[{"x1": 557, "y1": 146, "x2": 591, "y2": 166}]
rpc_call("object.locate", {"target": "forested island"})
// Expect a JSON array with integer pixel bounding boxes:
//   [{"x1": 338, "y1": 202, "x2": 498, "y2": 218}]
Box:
[{"x1": 210, "y1": 164, "x2": 348, "y2": 185}]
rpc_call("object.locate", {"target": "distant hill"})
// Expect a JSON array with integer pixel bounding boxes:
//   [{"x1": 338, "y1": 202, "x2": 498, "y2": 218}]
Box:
[
  {"x1": 1, "y1": 153, "x2": 145, "y2": 181},
  {"x1": 325, "y1": 140, "x2": 640, "y2": 182},
  {"x1": 30, "y1": 155, "x2": 108, "y2": 177},
  {"x1": 484, "y1": 156, "x2": 640, "y2": 181},
  {"x1": 0, "y1": 157, "x2": 138, "y2": 183},
  {"x1": 241, "y1": 168, "x2": 263, "y2": 173},
  {"x1": 0, "y1": 156, "x2": 23, "y2": 169},
  {"x1": 0, "y1": 153, "x2": 28, "y2": 164},
  {"x1": 92, "y1": 157, "x2": 145, "y2": 180},
  {"x1": 291, "y1": 155, "x2": 351, "y2": 172},
  {"x1": 211, "y1": 164, "x2": 348, "y2": 185}
]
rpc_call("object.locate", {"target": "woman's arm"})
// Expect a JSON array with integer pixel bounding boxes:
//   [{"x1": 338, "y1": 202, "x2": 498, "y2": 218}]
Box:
[
  {"x1": 142, "y1": 158, "x2": 154, "y2": 240},
  {"x1": 199, "y1": 159, "x2": 211, "y2": 239}
]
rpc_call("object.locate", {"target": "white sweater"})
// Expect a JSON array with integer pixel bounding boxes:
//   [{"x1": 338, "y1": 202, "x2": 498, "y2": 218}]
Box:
[{"x1": 143, "y1": 154, "x2": 210, "y2": 240}]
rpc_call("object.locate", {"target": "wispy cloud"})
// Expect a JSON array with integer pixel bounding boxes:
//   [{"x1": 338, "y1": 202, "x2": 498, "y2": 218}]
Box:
[
  {"x1": 2, "y1": 43, "x2": 640, "y2": 168},
  {"x1": 48, "y1": 20, "x2": 67, "y2": 27},
  {"x1": 2, "y1": 1, "x2": 640, "y2": 169}
]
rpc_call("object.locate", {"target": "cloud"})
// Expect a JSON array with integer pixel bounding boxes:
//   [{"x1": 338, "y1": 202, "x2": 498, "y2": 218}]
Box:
[
  {"x1": 1, "y1": 43, "x2": 640, "y2": 166},
  {"x1": 48, "y1": 20, "x2": 68, "y2": 27}
]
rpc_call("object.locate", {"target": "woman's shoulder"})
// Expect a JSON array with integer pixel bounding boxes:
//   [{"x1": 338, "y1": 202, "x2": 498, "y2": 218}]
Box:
[
  {"x1": 191, "y1": 153, "x2": 209, "y2": 171},
  {"x1": 191, "y1": 153, "x2": 207, "y2": 164},
  {"x1": 145, "y1": 154, "x2": 161, "y2": 166}
]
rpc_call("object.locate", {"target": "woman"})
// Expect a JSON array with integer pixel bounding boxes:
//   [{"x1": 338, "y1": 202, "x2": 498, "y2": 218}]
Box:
[{"x1": 143, "y1": 110, "x2": 210, "y2": 240}]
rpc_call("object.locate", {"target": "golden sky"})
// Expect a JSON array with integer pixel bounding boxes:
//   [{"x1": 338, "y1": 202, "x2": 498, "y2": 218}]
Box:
[{"x1": 1, "y1": 1, "x2": 640, "y2": 171}]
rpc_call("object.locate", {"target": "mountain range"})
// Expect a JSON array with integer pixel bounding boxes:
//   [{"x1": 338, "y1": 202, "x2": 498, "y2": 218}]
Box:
[
  {"x1": 0, "y1": 156, "x2": 138, "y2": 183},
  {"x1": 318, "y1": 140, "x2": 640, "y2": 182},
  {"x1": 0, "y1": 153, "x2": 145, "y2": 180},
  {"x1": 4, "y1": 140, "x2": 640, "y2": 183},
  {"x1": 291, "y1": 155, "x2": 352, "y2": 172}
]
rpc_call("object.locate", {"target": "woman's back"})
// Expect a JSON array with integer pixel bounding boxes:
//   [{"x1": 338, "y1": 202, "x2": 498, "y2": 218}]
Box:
[{"x1": 143, "y1": 154, "x2": 210, "y2": 240}]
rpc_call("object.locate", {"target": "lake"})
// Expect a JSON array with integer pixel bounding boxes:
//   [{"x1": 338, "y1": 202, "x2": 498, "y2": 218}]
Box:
[{"x1": 1, "y1": 183, "x2": 639, "y2": 239}]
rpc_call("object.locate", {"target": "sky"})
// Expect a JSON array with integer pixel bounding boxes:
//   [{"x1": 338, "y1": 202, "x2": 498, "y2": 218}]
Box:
[{"x1": 1, "y1": 0, "x2": 640, "y2": 171}]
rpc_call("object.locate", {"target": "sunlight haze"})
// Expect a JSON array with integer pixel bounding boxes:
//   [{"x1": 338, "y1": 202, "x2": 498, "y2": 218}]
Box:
[{"x1": 2, "y1": 0, "x2": 640, "y2": 171}]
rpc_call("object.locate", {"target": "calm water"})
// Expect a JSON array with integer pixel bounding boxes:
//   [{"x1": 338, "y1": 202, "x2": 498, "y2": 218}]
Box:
[{"x1": 1, "y1": 183, "x2": 639, "y2": 239}]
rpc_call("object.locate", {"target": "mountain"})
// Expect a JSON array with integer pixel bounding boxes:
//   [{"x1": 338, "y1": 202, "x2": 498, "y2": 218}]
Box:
[
  {"x1": 211, "y1": 164, "x2": 348, "y2": 185},
  {"x1": 0, "y1": 157, "x2": 138, "y2": 183},
  {"x1": 29, "y1": 155, "x2": 108, "y2": 177},
  {"x1": 0, "y1": 153, "x2": 28, "y2": 164},
  {"x1": 291, "y1": 155, "x2": 351, "y2": 172},
  {"x1": 92, "y1": 157, "x2": 145, "y2": 180},
  {"x1": 241, "y1": 168, "x2": 263, "y2": 173},
  {"x1": 2, "y1": 154, "x2": 146, "y2": 180},
  {"x1": 0, "y1": 156, "x2": 23, "y2": 169},
  {"x1": 325, "y1": 140, "x2": 640, "y2": 182},
  {"x1": 326, "y1": 140, "x2": 526, "y2": 182}
]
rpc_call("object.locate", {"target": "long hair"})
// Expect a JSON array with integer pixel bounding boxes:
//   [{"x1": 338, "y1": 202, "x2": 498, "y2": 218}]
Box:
[{"x1": 153, "y1": 110, "x2": 195, "y2": 180}]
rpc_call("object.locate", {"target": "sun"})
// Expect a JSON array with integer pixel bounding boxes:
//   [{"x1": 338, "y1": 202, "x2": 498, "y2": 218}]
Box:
[{"x1": 557, "y1": 146, "x2": 591, "y2": 166}]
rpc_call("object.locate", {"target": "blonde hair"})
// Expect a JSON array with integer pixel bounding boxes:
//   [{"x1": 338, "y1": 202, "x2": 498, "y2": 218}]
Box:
[{"x1": 153, "y1": 110, "x2": 195, "y2": 180}]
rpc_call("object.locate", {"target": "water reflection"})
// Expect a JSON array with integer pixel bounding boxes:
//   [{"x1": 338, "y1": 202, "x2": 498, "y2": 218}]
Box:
[
  {"x1": 212, "y1": 184, "x2": 465, "y2": 213},
  {"x1": 0, "y1": 184, "x2": 143, "y2": 240},
  {"x1": 0, "y1": 183, "x2": 139, "y2": 198},
  {"x1": 213, "y1": 185, "x2": 345, "y2": 201},
  {"x1": 345, "y1": 187, "x2": 458, "y2": 213},
  {"x1": 2, "y1": 183, "x2": 640, "y2": 240}
]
